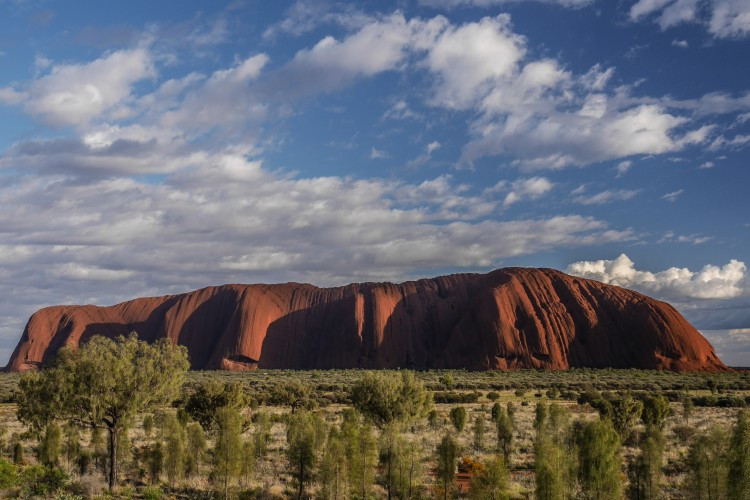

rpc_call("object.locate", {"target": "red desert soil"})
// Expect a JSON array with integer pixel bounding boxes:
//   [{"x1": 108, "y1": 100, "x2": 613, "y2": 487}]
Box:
[{"x1": 6, "y1": 268, "x2": 727, "y2": 372}]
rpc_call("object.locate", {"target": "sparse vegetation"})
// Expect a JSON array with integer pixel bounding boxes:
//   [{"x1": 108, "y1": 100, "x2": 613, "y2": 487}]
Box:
[{"x1": 0, "y1": 362, "x2": 748, "y2": 497}]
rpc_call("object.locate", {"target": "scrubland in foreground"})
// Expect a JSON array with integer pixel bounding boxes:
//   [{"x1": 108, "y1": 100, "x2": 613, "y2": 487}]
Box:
[{"x1": 0, "y1": 351, "x2": 749, "y2": 499}]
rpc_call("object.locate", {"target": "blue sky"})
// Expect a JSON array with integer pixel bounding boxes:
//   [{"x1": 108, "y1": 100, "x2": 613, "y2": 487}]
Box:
[{"x1": 0, "y1": 0, "x2": 748, "y2": 365}]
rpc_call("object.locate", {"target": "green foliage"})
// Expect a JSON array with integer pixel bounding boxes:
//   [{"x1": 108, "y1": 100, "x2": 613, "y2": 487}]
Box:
[
  {"x1": 164, "y1": 413, "x2": 186, "y2": 486},
  {"x1": 597, "y1": 396, "x2": 643, "y2": 439},
  {"x1": 574, "y1": 418, "x2": 623, "y2": 500},
  {"x1": 142, "y1": 414, "x2": 154, "y2": 438},
  {"x1": 286, "y1": 411, "x2": 322, "y2": 500},
  {"x1": 185, "y1": 422, "x2": 207, "y2": 477},
  {"x1": 729, "y1": 409, "x2": 750, "y2": 499},
  {"x1": 641, "y1": 395, "x2": 670, "y2": 430},
  {"x1": 62, "y1": 424, "x2": 80, "y2": 472},
  {"x1": 240, "y1": 438, "x2": 255, "y2": 488},
  {"x1": 469, "y1": 454, "x2": 510, "y2": 500},
  {"x1": 427, "y1": 409, "x2": 440, "y2": 429},
  {"x1": 495, "y1": 408, "x2": 514, "y2": 462},
  {"x1": 319, "y1": 427, "x2": 347, "y2": 500},
  {"x1": 0, "y1": 458, "x2": 18, "y2": 489},
  {"x1": 627, "y1": 426, "x2": 664, "y2": 500},
  {"x1": 146, "y1": 441, "x2": 163, "y2": 485},
  {"x1": 473, "y1": 414, "x2": 486, "y2": 451},
  {"x1": 341, "y1": 409, "x2": 377, "y2": 499},
  {"x1": 686, "y1": 425, "x2": 728, "y2": 499},
  {"x1": 350, "y1": 371, "x2": 432, "y2": 428},
  {"x1": 683, "y1": 396, "x2": 693, "y2": 424},
  {"x1": 213, "y1": 405, "x2": 243, "y2": 498},
  {"x1": 39, "y1": 422, "x2": 62, "y2": 467},
  {"x1": 141, "y1": 485, "x2": 163, "y2": 500},
  {"x1": 435, "y1": 433, "x2": 459, "y2": 500},
  {"x1": 491, "y1": 402, "x2": 502, "y2": 422},
  {"x1": 185, "y1": 381, "x2": 248, "y2": 432},
  {"x1": 12, "y1": 441, "x2": 24, "y2": 465},
  {"x1": 534, "y1": 402, "x2": 548, "y2": 431},
  {"x1": 16, "y1": 334, "x2": 189, "y2": 491},
  {"x1": 19, "y1": 465, "x2": 67, "y2": 497},
  {"x1": 439, "y1": 373, "x2": 455, "y2": 390},
  {"x1": 535, "y1": 404, "x2": 576, "y2": 500},
  {"x1": 450, "y1": 406, "x2": 468, "y2": 432},
  {"x1": 252, "y1": 411, "x2": 272, "y2": 460},
  {"x1": 270, "y1": 380, "x2": 318, "y2": 414}
]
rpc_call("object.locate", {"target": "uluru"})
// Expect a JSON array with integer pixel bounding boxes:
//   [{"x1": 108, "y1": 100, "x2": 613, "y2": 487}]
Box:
[{"x1": 6, "y1": 267, "x2": 726, "y2": 372}]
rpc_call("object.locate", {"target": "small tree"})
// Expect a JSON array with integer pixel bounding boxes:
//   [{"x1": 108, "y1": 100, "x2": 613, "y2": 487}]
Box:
[
  {"x1": 450, "y1": 406, "x2": 468, "y2": 432},
  {"x1": 641, "y1": 396, "x2": 670, "y2": 430},
  {"x1": 627, "y1": 426, "x2": 664, "y2": 500},
  {"x1": 16, "y1": 334, "x2": 189, "y2": 491},
  {"x1": 240, "y1": 438, "x2": 256, "y2": 488},
  {"x1": 341, "y1": 410, "x2": 377, "y2": 499},
  {"x1": 686, "y1": 425, "x2": 728, "y2": 499},
  {"x1": 350, "y1": 372, "x2": 432, "y2": 428},
  {"x1": 496, "y1": 409, "x2": 514, "y2": 462},
  {"x1": 38, "y1": 422, "x2": 61, "y2": 467},
  {"x1": 147, "y1": 441, "x2": 163, "y2": 485},
  {"x1": 213, "y1": 406, "x2": 243, "y2": 499},
  {"x1": 435, "y1": 433, "x2": 459, "y2": 500},
  {"x1": 184, "y1": 381, "x2": 247, "y2": 432},
  {"x1": 729, "y1": 410, "x2": 750, "y2": 499},
  {"x1": 491, "y1": 402, "x2": 502, "y2": 422},
  {"x1": 535, "y1": 403, "x2": 575, "y2": 500},
  {"x1": 185, "y1": 422, "x2": 207, "y2": 478},
  {"x1": 286, "y1": 411, "x2": 321, "y2": 500},
  {"x1": 320, "y1": 427, "x2": 348, "y2": 500},
  {"x1": 598, "y1": 396, "x2": 643, "y2": 439},
  {"x1": 469, "y1": 453, "x2": 510, "y2": 499},
  {"x1": 534, "y1": 402, "x2": 548, "y2": 431},
  {"x1": 574, "y1": 418, "x2": 622, "y2": 500},
  {"x1": 473, "y1": 415, "x2": 486, "y2": 451},
  {"x1": 252, "y1": 411, "x2": 272, "y2": 460},
  {"x1": 164, "y1": 413, "x2": 186, "y2": 487},
  {"x1": 271, "y1": 380, "x2": 318, "y2": 414},
  {"x1": 682, "y1": 396, "x2": 693, "y2": 424}
]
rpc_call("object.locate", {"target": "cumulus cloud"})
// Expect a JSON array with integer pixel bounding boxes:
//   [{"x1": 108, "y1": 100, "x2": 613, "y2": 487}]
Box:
[
  {"x1": 630, "y1": 0, "x2": 750, "y2": 39},
  {"x1": 567, "y1": 253, "x2": 748, "y2": 300},
  {"x1": 490, "y1": 176, "x2": 554, "y2": 207},
  {"x1": 0, "y1": 154, "x2": 633, "y2": 364},
  {"x1": 20, "y1": 48, "x2": 155, "y2": 126}
]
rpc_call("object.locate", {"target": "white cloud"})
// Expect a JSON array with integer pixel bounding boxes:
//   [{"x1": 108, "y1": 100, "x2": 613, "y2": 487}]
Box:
[
  {"x1": 671, "y1": 39, "x2": 689, "y2": 47},
  {"x1": 426, "y1": 140, "x2": 442, "y2": 155},
  {"x1": 630, "y1": 0, "x2": 750, "y2": 39},
  {"x1": 496, "y1": 176, "x2": 554, "y2": 207},
  {"x1": 699, "y1": 161, "x2": 715, "y2": 169},
  {"x1": 662, "y1": 189, "x2": 684, "y2": 202},
  {"x1": 271, "y1": 13, "x2": 414, "y2": 96},
  {"x1": 0, "y1": 87, "x2": 27, "y2": 105},
  {"x1": 422, "y1": 14, "x2": 525, "y2": 109},
  {"x1": 567, "y1": 253, "x2": 748, "y2": 300},
  {"x1": 370, "y1": 147, "x2": 388, "y2": 159},
  {"x1": 616, "y1": 160, "x2": 632, "y2": 177},
  {"x1": 419, "y1": 0, "x2": 594, "y2": 7},
  {"x1": 573, "y1": 189, "x2": 639, "y2": 205},
  {"x1": 22, "y1": 48, "x2": 155, "y2": 126}
]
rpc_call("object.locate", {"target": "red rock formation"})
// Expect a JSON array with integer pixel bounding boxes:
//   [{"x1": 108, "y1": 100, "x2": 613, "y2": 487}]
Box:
[{"x1": 5, "y1": 268, "x2": 727, "y2": 372}]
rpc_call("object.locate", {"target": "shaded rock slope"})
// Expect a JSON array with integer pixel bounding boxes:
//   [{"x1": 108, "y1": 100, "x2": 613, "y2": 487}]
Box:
[{"x1": 6, "y1": 268, "x2": 726, "y2": 372}]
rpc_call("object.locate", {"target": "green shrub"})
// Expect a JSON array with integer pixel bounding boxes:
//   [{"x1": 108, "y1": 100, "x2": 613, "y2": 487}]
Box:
[{"x1": 0, "y1": 458, "x2": 18, "y2": 489}]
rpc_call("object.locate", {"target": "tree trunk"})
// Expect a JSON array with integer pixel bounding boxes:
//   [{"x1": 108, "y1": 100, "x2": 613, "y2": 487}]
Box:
[{"x1": 108, "y1": 428, "x2": 118, "y2": 492}]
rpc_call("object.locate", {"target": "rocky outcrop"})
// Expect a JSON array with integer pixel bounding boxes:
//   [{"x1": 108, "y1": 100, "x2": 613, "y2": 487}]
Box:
[{"x1": 5, "y1": 268, "x2": 727, "y2": 372}]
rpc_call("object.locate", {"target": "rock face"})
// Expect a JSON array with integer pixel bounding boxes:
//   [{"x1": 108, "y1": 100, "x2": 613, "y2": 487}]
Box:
[{"x1": 6, "y1": 268, "x2": 727, "y2": 372}]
